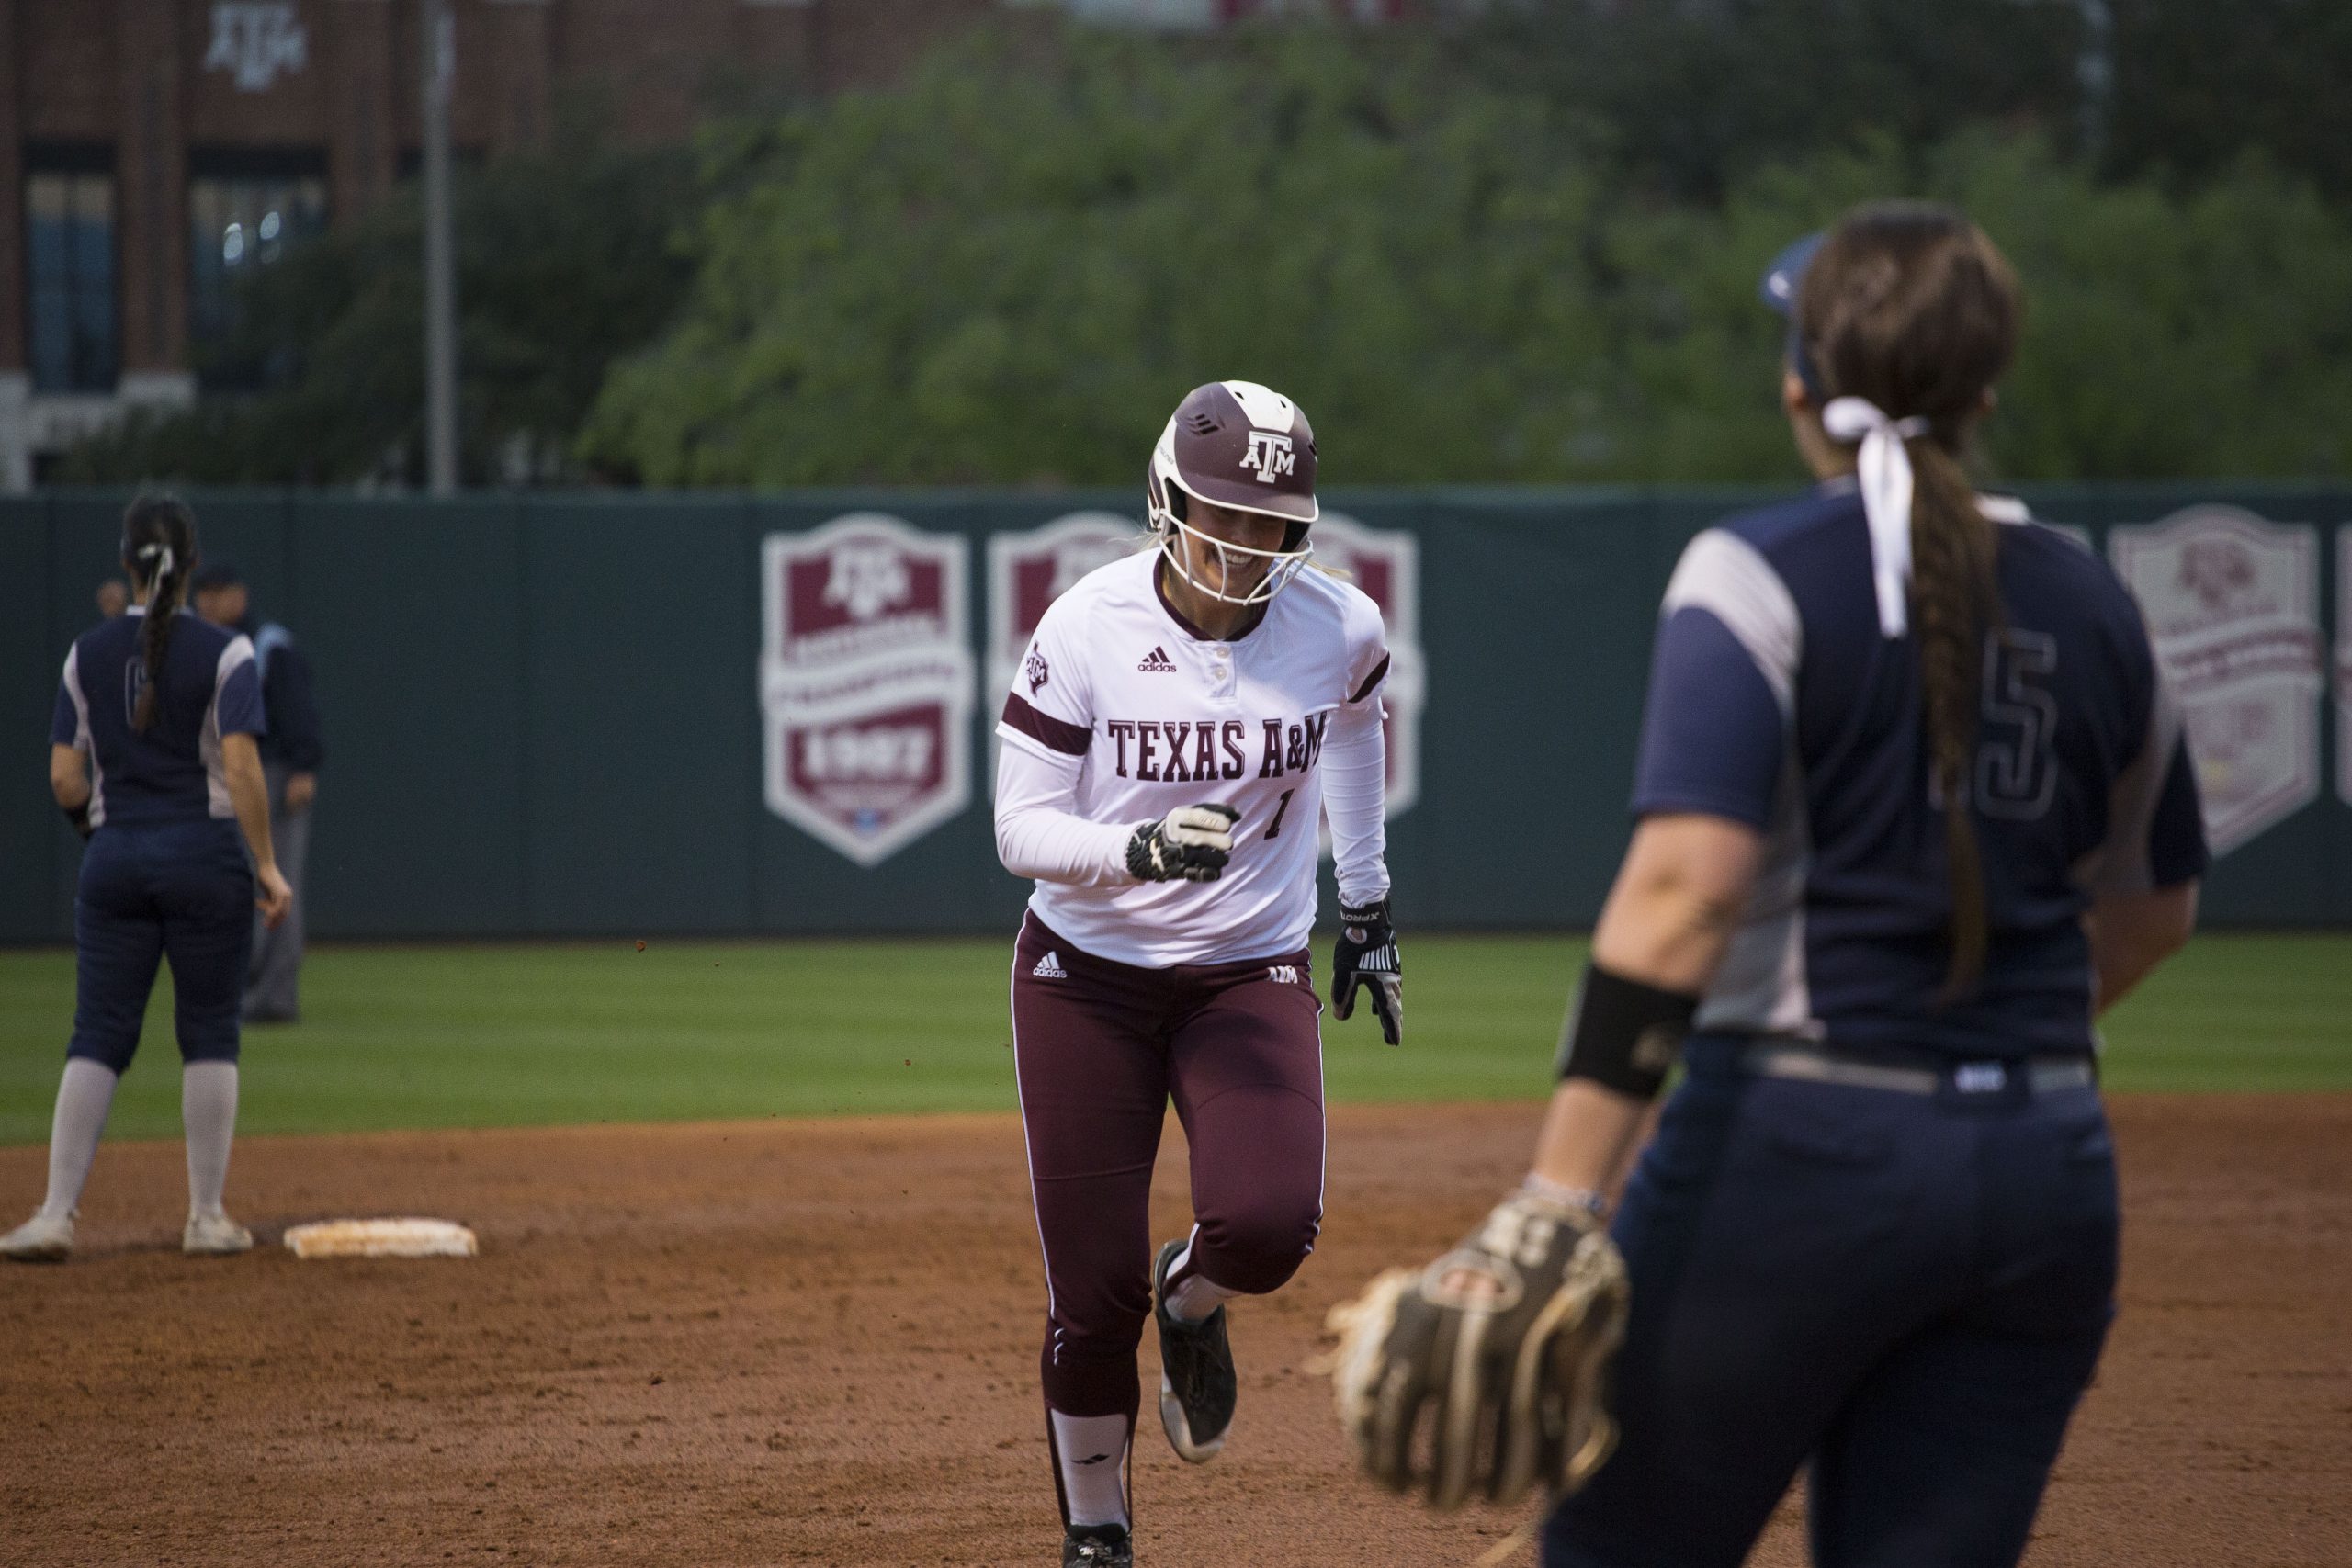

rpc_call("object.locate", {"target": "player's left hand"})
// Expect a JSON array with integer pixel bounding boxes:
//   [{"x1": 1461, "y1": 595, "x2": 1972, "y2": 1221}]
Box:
[
  {"x1": 1332, "y1": 898, "x2": 1402, "y2": 1044},
  {"x1": 1325, "y1": 1185, "x2": 1629, "y2": 1511}
]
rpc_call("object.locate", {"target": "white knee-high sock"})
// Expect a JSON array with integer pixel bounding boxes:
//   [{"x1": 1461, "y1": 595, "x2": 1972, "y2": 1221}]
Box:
[
  {"x1": 1164, "y1": 1236, "x2": 1242, "y2": 1324},
  {"x1": 1050, "y1": 1410, "x2": 1131, "y2": 1531},
  {"x1": 40, "y1": 1059, "x2": 119, "y2": 1220},
  {"x1": 182, "y1": 1061, "x2": 239, "y2": 1219}
]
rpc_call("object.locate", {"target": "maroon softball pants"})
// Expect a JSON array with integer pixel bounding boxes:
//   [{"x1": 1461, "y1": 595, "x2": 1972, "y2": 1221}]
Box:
[{"x1": 1010, "y1": 914, "x2": 1327, "y2": 1421}]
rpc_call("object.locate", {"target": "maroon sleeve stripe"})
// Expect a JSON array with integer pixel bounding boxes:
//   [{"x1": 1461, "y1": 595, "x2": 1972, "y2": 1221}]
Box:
[
  {"x1": 1001, "y1": 693, "x2": 1092, "y2": 756},
  {"x1": 1348, "y1": 655, "x2": 1391, "y2": 705}
]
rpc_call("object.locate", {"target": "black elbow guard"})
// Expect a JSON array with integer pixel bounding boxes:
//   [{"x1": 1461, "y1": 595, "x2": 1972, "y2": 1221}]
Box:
[{"x1": 1555, "y1": 961, "x2": 1700, "y2": 1100}]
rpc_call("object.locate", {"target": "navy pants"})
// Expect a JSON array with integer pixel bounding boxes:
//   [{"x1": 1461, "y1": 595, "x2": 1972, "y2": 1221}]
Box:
[
  {"x1": 70, "y1": 820, "x2": 254, "y2": 1072},
  {"x1": 1545, "y1": 1039, "x2": 2119, "y2": 1568}
]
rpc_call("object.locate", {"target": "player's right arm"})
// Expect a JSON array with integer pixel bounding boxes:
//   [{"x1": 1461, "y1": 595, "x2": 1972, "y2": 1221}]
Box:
[
  {"x1": 992, "y1": 593, "x2": 1237, "y2": 887},
  {"x1": 994, "y1": 743, "x2": 1136, "y2": 888}
]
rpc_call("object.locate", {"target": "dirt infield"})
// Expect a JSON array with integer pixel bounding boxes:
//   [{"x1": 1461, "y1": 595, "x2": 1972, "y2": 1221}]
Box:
[{"x1": 3, "y1": 1097, "x2": 2346, "y2": 1567}]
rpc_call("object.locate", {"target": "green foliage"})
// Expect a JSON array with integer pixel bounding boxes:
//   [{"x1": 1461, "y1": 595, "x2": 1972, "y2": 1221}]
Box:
[
  {"x1": 584, "y1": 32, "x2": 1620, "y2": 486},
  {"x1": 1456, "y1": 0, "x2": 2085, "y2": 201},
  {"x1": 2107, "y1": 0, "x2": 2352, "y2": 199},
  {"x1": 586, "y1": 29, "x2": 2352, "y2": 488},
  {"x1": 1597, "y1": 132, "x2": 2352, "y2": 480},
  {"x1": 65, "y1": 15, "x2": 2352, "y2": 489},
  {"x1": 60, "y1": 136, "x2": 696, "y2": 486}
]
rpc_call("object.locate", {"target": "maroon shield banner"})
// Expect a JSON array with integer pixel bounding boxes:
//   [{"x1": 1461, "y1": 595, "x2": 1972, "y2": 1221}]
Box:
[
  {"x1": 1311, "y1": 513, "x2": 1424, "y2": 819},
  {"x1": 983, "y1": 512, "x2": 1147, "y2": 795},
  {"x1": 985, "y1": 511, "x2": 1147, "y2": 700},
  {"x1": 2339, "y1": 527, "x2": 2352, "y2": 807},
  {"x1": 2110, "y1": 506, "x2": 2322, "y2": 857},
  {"x1": 761, "y1": 514, "x2": 973, "y2": 865}
]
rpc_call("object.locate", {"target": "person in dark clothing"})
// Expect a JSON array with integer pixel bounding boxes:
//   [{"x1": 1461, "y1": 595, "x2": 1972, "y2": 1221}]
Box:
[
  {"x1": 2, "y1": 497, "x2": 291, "y2": 1263},
  {"x1": 191, "y1": 562, "x2": 324, "y2": 1023}
]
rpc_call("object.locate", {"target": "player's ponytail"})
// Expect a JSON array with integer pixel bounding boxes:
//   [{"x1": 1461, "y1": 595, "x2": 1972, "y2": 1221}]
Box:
[
  {"x1": 122, "y1": 494, "x2": 199, "y2": 735},
  {"x1": 1906, "y1": 435, "x2": 1999, "y2": 994},
  {"x1": 1795, "y1": 203, "x2": 2019, "y2": 998}
]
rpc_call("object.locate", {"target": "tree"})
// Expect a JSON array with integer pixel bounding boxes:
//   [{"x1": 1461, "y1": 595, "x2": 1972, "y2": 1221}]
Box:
[
  {"x1": 1597, "y1": 132, "x2": 2352, "y2": 481},
  {"x1": 61, "y1": 133, "x2": 697, "y2": 486},
  {"x1": 586, "y1": 27, "x2": 2352, "y2": 488},
  {"x1": 581, "y1": 30, "x2": 1623, "y2": 486},
  {"x1": 1451, "y1": 0, "x2": 2084, "y2": 201}
]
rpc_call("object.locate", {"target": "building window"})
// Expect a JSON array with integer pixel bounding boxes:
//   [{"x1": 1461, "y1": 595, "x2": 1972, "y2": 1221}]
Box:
[
  {"x1": 24, "y1": 150, "x2": 119, "y2": 395},
  {"x1": 188, "y1": 149, "x2": 330, "y2": 391}
]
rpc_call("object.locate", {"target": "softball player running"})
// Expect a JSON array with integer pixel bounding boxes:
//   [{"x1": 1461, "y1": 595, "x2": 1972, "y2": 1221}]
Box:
[
  {"x1": 997, "y1": 380, "x2": 1402, "y2": 1567},
  {"x1": 1333, "y1": 204, "x2": 2207, "y2": 1568},
  {"x1": 2, "y1": 497, "x2": 293, "y2": 1263}
]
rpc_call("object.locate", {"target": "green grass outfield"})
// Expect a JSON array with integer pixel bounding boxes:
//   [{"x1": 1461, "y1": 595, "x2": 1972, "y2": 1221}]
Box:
[{"x1": 0, "y1": 933, "x2": 2345, "y2": 1145}]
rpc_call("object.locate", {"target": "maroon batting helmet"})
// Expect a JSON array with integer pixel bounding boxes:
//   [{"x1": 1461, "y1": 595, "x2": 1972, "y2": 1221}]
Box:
[{"x1": 1146, "y1": 380, "x2": 1319, "y2": 605}]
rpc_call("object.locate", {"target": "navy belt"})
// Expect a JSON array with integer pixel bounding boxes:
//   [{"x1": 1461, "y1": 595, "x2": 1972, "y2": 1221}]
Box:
[{"x1": 1736, "y1": 1041, "x2": 2096, "y2": 1098}]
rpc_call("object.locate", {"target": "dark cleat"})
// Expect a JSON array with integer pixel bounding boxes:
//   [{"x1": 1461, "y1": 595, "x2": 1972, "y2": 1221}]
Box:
[
  {"x1": 1152, "y1": 1237, "x2": 1237, "y2": 1462},
  {"x1": 1063, "y1": 1523, "x2": 1133, "y2": 1567}
]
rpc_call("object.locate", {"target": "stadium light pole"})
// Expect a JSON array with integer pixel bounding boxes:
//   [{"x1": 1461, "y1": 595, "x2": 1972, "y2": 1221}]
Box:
[{"x1": 422, "y1": 0, "x2": 459, "y2": 495}]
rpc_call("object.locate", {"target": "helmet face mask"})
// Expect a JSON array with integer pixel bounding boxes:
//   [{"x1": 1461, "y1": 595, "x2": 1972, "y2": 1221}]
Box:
[{"x1": 1147, "y1": 380, "x2": 1318, "y2": 608}]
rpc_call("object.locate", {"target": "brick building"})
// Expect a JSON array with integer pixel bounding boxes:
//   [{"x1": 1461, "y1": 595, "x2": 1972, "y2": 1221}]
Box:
[{"x1": 0, "y1": 0, "x2": 1411, "y2": 490}]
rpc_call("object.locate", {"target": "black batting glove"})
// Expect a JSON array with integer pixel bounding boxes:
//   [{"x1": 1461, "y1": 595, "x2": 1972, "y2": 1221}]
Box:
[
  {"x1": 63, "y1": 801, "x2": 93, "y2": 840},
  {"x1": 1332, "y1": 897, "x2": 1403, "y2": 1045},
  {"x1": 1127, "y1": 804, "x2": 1241, "y2": 884}
]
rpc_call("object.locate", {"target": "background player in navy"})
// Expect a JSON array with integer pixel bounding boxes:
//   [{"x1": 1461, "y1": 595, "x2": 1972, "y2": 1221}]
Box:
[
  {"x1": 194, "y1": 559, "x2": 326, "y2": 1023},
  {"x1": 1339, "y1": 204, "x2": 2207, "y2": 1567},
  {"x1": 2, "y1": 497, "x2": 293, "y2": 1263}
]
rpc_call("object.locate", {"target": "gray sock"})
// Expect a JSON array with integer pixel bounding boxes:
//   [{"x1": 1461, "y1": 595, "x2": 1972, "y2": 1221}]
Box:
[
  {"x1": 182, "y1": 1061, "x2": 240, "y2": 1220},
  {"x1": 40, "y1": 1059, "x2": 120, "y2": 1220}
]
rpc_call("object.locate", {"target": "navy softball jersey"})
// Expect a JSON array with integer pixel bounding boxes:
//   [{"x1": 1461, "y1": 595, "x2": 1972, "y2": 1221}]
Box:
[
  {"x1": 53, "y1": 608, "x2": 265, "y2": 827},
  {"x1": 1544, "y1": 481, "x2": 2208, "y2": 1568},
  {"x1": 1632, "y1": 478, "x2": 2207, "y2": 1057},
  {"x1": 52, "y1": 608, "x2": 265, "y2": 1069}
]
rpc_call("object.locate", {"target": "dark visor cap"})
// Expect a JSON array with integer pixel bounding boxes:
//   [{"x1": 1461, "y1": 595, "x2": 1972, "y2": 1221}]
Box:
[
  {"x1": 1759, "y1": 231, "x2": 1826, "y2": 397},
  {"x1": 189, "y1": 560, "x2": 243, "y2": 592}
]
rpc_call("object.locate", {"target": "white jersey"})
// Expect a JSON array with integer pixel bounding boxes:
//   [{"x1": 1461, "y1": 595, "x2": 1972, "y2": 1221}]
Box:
[{"x1": 996, "y1": 550, "x2": 1391, "y2": 968}]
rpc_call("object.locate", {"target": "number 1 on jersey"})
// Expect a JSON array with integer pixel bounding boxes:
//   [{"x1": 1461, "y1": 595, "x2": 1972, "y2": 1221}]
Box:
[{"x1": 1265, "y1": 788, "x2": 1296, "y2": 840}]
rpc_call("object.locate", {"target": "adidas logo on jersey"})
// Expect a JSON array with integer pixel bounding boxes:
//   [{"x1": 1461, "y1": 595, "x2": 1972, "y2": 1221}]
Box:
[
  {"x1": 1137, "y1": 646, "x2": 1177, "y2": 672},
  {"x1": 1033, "y1": 951, "x2": 1069, "y2": 979}
]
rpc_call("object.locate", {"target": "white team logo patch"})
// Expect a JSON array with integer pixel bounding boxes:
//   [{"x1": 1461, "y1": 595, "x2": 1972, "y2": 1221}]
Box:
[
  {"x1": 821, "y1": 542, "x2": 914, "y2": 623},
  {"x1": 1239, "y1": 430, "x2": 1295, "y2": 484},
  {"x1": 1267, "y1": 964, "x2": 1300, "y2": 986},
  {"x1": 1033, "y1": 951, "x2": 1069, "y2": 979}
]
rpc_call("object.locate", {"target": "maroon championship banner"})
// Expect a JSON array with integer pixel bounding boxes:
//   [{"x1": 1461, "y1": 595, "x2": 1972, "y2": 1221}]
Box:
[
  {"x1": 1311, "y1": 513, "x2": 1425, "y2": 821},
  {"x1": 2340, "y1": 527, "x2": 2352, "y2": 809},
  {"x1": 2110, "y1": 505, "x2": 2323, "y2": 857},
  {"x1": 985, "y1": 511, "x2": 1147, "y2": 714},
  {"x1": 983, "y1": 511, "x2": 1427, "y2": 826},
  {"x1": 761, "y1": 514, "x2": 974, "y2": 866}
]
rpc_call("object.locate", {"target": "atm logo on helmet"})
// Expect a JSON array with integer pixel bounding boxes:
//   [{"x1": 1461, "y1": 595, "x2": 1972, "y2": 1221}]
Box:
[{"x1": 1239, "y1": 430, "x2": 1295, "y2": 484}]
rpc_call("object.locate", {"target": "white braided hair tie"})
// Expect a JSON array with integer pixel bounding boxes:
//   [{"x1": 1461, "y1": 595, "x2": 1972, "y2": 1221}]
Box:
[{"x1": 1822, "y1": 396, "x2": 1931, "y2": 638}]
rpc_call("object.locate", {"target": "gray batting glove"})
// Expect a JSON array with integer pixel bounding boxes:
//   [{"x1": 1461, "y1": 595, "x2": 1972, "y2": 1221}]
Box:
[{"x1": 1127, "y1": 804, "x2": 1241, "y2": 883}]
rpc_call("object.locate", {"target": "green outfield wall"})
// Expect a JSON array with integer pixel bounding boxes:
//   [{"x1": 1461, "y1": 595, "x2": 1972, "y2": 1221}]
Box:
[{"x1": 4, "y1": 485, "x2": 2346, "y2": 942}]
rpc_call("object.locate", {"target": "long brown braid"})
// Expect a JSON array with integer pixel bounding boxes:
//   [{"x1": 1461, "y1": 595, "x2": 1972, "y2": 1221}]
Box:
[
  {"x1": 1794, "y1": 203, "x2": 2020, "y2": 997},
  {"x1": 121, "y1": 495, "x2": 200, "y2": 735}
]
